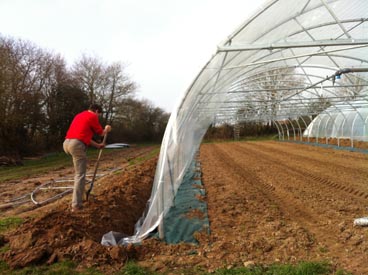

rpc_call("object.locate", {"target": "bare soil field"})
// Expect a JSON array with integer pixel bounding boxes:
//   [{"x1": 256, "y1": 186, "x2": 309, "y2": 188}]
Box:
[
  {"x1": 197, "y1": 141, "x2": 368, "y2": 274},
  {"x1": 1, "y1": 141, "x2": 368, "y2": 274}
]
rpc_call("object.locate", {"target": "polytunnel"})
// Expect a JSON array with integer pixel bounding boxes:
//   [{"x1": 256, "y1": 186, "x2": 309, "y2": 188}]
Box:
[
  {"x1": 102, "y1": 0, "x2": 368, "y2": 245},
  {"x1": 304, "y1": 100, "x2": 368, "y2": 145}
]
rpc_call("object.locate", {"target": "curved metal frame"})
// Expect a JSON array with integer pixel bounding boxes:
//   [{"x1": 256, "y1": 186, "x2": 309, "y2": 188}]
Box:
[{"x1": 120, "y1": 0, "x2": 368, "y2": 245}]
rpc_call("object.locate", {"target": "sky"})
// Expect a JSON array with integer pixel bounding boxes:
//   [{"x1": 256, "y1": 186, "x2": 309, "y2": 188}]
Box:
[{"x1": 0, "y1": 0, "x2": 261, "y2": 112}]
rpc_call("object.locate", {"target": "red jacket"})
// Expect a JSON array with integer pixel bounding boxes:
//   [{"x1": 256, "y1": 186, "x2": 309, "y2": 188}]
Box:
[{"x1": 65, "y1": 111, "x2": 103, "y2": 145}]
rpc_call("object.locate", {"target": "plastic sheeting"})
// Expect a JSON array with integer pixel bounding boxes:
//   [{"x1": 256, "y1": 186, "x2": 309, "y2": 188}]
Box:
[
  {"x1": 304, "y1": 100, "x2": 368, "y2": 142},
  {"x1": 102, "y1": 0, "x2": 368, "y2": 245}
]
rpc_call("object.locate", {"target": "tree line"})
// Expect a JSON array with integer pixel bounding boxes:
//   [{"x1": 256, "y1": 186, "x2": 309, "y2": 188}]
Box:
[
  {"x1": 0, "y1": 35, "x2": 170, "y2": 158},
  {"x1": 204, "y1": 122, "x2": 278, "y2": 141}
]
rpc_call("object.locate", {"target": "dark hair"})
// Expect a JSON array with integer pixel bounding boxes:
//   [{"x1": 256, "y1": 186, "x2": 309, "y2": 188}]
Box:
[{"x1": 89, "y1": 104, "x2": 103, "y2": 113}]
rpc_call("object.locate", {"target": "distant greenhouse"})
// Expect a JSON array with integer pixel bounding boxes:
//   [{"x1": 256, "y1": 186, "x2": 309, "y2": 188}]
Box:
[{"x1": 304, "y1": 100, "x2": 368, "y2": 145}]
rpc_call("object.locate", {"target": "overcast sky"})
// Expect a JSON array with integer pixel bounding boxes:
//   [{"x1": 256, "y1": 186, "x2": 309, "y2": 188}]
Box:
[{"x1": 0, "y1": 0, "x2": 261, "y2": 112}]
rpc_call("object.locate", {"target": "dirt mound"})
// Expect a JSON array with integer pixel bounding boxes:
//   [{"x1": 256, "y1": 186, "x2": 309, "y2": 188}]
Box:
[{"x1": 2, "y1": 156, "x2": 157, "y2": 273}]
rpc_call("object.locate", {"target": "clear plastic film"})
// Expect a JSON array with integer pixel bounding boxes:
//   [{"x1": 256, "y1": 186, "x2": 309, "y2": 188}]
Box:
[{"x1": 102, "y1": 0, "x2": 368, "y2": 245}]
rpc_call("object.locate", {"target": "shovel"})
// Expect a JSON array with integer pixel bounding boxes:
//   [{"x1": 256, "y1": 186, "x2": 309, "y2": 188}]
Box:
[{"x1": 86, "y1": 132, "x2": 108, "y2": 201}]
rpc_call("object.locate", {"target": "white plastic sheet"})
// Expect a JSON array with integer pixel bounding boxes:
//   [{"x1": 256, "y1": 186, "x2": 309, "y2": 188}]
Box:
[{"x1": 103, "y1": 0, "x2": 368, "y2": 245}]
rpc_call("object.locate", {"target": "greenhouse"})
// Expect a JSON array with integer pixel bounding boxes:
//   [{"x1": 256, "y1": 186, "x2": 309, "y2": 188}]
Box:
[
  {"x1": 103, "y1": 0, "x2": 368, "y2": 245},
  {"x1": 303, "y1": 100, "x2": 368, "y2": 145}
]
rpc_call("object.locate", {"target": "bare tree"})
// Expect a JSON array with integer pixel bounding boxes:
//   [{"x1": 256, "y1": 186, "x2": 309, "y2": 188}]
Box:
[
  {"x1": 42, "y1": 55, "x2": 90, "y2": 149},
  {"x1": 71, "y1": 56, "x2": 137, "y2": 124},
  {"x1": 112, "y1": 98, "x2": 169, "y2": 142},
  {"x1": 0, "y1": 37, "x2": 48, "y2": 154},
  {"x1": 71, "y1": 54, "x2": 105, "y2": 104},
  {"x1": 101, "y1": 62, "x2": 136, "y2": 125},
  {"x1": 0, "y1": 36, "x2": 88, "y2": 155},
  {"x1": 236, "y1": 67, "x2": 304, "y2": 124},
  {"x1": 334, "y1": 74, "x2": 368, "y2": 100}
]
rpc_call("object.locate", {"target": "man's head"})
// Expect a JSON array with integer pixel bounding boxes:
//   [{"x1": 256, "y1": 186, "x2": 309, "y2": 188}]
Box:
[{"x1": 89, "y1": 104, "x2": 103, "y2": 114}]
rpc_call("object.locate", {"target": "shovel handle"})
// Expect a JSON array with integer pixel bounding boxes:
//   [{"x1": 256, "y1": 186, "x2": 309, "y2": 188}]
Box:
[{"x1": 86, "y1": 132, "x2": 108, "y2": 201}]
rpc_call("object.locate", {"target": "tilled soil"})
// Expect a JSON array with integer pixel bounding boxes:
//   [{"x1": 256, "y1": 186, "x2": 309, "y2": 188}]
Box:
[
  {"x1": 1, "y1": 141, "x2": 368, "y2": 274},
  {"x1": 198, "y1": 141, "x2": 368, "y2": 273}
]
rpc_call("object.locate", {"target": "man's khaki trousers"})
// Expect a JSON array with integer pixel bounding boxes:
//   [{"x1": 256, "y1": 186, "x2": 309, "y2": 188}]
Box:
[{"x1": 63, "y1": 139, "x2": 87, "y2": 209}]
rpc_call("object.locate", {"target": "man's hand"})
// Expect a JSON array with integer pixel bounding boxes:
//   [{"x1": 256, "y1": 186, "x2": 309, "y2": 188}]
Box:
[
  {"x1": 90, "y1": 140, "x2": 105, "y2": 149},
  {"x1": 105, "y1": 125, "x2": 112, "y2": 132},
  {"x1": 102, "y1": 125, "x2": 111, "y2": 136}
]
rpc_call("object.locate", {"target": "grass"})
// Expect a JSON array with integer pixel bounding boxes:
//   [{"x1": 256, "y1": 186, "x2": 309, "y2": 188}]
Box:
[
  {"x1": 0, "y1": 148, "x2": 129, "y2": 182},
  {"x1": 173, "y1": 262, "x2": 352, "y2": 275},
  {"x1": 0, "y1": 260, "x2": 155, "y2": 275},
  {"x1": 0, "y1": 260, "x2": 105, "y2": 275},
  {"x1": 0, "y1": 244, "x2": 9, "y2": 254},
  {"x1": 0, "y1": 144, "x2": 161, "y2": 183},
  {"x1": 119, "y1": 261, "x2": 159, "y2": 275},
  {"x1": 118, "y1": 261, "x2": 353, "y2": 275},
  {"x1": 127, "y1": 147, "x2": 160, "y2": 166},
  {"x1": 0, "y1": 237, "x2": 355, "y2": 275},
  {"x1": 237, "y1": 135, "x2": 279, "y2": 142},
  {"x1": 0, "y1": 260, "x2": 353, "y2": 275},
  {"x1": 0, "y1": 152, "x2": 71, "y2": 182},
  {"x1": 0, "y1": 217, "x2": 23, "y2": 233},
  {"x1": 318, "y1": 246, "x2": 329, "y2": 254},
  {"x1": 211, "y1": 262, "x2": 353, "y2": 275},
  {"x1": 202, "y1": 135, "x2": 278, "y2": 144}
]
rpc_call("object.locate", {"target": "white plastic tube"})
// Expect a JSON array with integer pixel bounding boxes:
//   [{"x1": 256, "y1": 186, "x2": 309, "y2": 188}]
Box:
[{"x1": 354, "y1": 217, "x2": 368, "y2": 226}]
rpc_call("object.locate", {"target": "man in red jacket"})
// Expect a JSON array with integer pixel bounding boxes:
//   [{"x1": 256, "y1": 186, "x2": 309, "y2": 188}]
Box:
[{"x1": 63, "y1": 104, "x2": 111, "y2": 211}]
